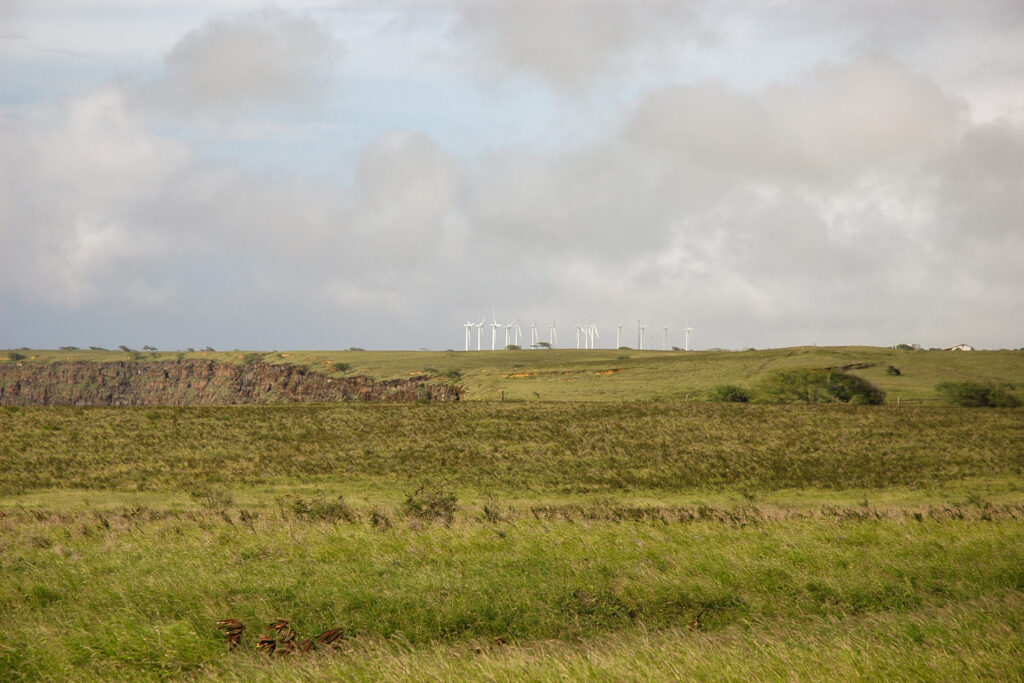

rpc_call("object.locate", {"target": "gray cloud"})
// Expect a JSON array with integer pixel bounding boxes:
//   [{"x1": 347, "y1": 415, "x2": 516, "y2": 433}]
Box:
[
  {"x1": 454, "y1": 0, "x2": 702, "y2": 90},
  {"x1": 144, "y1": 8, "x2": 338, "y2": 113},
  {"x1": 2, "y1": 3, "x2": 1023, "y2": 350}
]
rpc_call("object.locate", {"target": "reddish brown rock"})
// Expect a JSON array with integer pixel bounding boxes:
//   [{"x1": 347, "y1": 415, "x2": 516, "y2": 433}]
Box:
[{"x1": 0, "y1": 360, "x2": 461, "y2": 406}]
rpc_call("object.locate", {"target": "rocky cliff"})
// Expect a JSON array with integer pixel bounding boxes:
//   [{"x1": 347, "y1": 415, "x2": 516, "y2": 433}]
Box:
[{"x1": 0, "y1": 360, "x2": 461, "y2": 406}]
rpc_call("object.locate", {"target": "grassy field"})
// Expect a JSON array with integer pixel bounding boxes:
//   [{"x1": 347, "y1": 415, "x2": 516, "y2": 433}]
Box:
[
  {"x1": 2, "y1": 397, "x2": 1023, "y2": 680},
  {"x1": 8, "y1": 345, "x2": 1024, "y2": 402}
]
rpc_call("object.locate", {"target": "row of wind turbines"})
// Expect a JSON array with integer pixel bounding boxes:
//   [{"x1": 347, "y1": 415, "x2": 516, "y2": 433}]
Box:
[{"x1": 462, "y1": 314, "x2": 693, "y2": 352}]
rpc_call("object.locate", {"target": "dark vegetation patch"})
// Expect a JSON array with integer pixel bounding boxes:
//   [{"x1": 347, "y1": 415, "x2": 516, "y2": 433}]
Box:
[
  {"x1": 936, "y1": 381, "x2": 1020, "y2": 408},
  {"x1": 760, "y1": 368, "x2": 885, "y2": 405}
]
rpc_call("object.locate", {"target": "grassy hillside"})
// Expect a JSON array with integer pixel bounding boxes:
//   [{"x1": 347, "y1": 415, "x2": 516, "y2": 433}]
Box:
[
  {"x1": 1, "y1": 349, "x2": 1023, "y2": 679},
  {"x1": 6, "y1": 345, "x2": 1024, "y2": 402},
  {"x1": 1, "y1": 401, "x2": 1023, "y2": 679}
]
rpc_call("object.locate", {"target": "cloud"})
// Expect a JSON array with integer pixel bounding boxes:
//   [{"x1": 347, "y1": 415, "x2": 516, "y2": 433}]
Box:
[
  {"x1": 626, "y1": 56, "x2": 964, "y2": 184},
  {"x1": 1, "y1": 86, "x2": 190, "y2": 309},
  {"x1": 454, "y1": 0, "x2": 702, "y2": 90},
  {"x1": 3, "y1": 0, "x2": 1022, "y2": 350},
  {"x1": 144, "y1": 8, "x2": 338, "y2": 113}
]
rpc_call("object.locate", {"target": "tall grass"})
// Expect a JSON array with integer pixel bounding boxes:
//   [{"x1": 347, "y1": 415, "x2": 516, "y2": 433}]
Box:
[
  {"x1": 2, "y1": 509, "x2": 1023, "y2": 679},
  {"x1": 2, "y1": 403, "x2": 1022, "y2": 495}
]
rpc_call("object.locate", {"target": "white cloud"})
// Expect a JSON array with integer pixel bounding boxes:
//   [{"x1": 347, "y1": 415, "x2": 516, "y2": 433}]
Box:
[
  {"x1": 454, "y1": 0, "x2": 702, "y2": 90},
  {"x1": 143, "y1": 8, "x2": 338, "y2": 114}
]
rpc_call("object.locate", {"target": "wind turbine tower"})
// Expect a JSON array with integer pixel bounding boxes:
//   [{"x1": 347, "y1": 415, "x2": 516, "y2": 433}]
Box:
[
  {"x1": 616, "y1": 321, "x2": 622, "y2": 349},
  {"x1": 663, "y1": 326, "x2": 668, "y2": 351},
  {"x1": 463, "y1": 321, "x2": 474, "y2": 352},
  {"x1": 684, "y1": 326, "x2": 694, "y2": 351},
  {"x1": 589, "y1": 322, "x2": 600, "y2": 350},
  {"x1": 549, "y1": 321, "x2": 558, "y2": 347},
  {"x1": 530, "y1": 322, "x2": 539, "y2": 349}
]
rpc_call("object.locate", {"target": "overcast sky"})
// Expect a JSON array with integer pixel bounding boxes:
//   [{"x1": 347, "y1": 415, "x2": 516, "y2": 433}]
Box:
[{"x1": 2, "y1": 1, "x2": 1022, "y2": 351}]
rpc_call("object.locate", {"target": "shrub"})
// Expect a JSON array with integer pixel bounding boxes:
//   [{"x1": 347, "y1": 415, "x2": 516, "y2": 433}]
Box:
[
  {"x1": 706, "y1": 385, "x2": 751, "y2": 403},
  {"x1": 241, "y1": 352, "x2": 263, "y2": 365},
  {"x1": 439, "y1": 369, "x2": 462, "y2": 380},
  {"x1": 7, "y1": 351, "x2": 26, "y2": 361},
  {"x1": 332, "y1": 361, "x2": 351, "y2": 373},
  {"x1": 886, "y1": 365, "x2": 901, "y2": 376},
  {"x1": 190, "y1": 485, "x2": 234, "y2": 510},
  {"x1": 282, "y1": 494, "x2": 356, "y2": 523},
  {"x1": 403, "y1": 487, "x2": 458, "y2": 524},
  {"x1": 761, "y1": 368, "x2": 885, "y2": 405},
  {"x1": 936, "y1": 381, "x2": 1020, "y2": 408}
]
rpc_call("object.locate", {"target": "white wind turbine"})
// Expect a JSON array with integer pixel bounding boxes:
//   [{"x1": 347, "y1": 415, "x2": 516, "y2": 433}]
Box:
[
  {"x1": 463, "y1": 320, "x2": 474, "y2": 351},
  {"x1": 490, "y1": 311, "x2": 502, "y2": 351},
  {"x1": 576, "y1": 323, "x2": 584, "y2": 349},
  {"x1": 588, "y1": 322, "x2": 600, "y2": 349},
  {"x1": 530, "y1": 322, "x2": 539, "y2": 349},
  {"x1": 684, "y1": 326, "x2": 694, "y2": 351},
  {"x1": 549, "y1": 321, "x2": 557, "y2": 347},
  {"x1": 475, "y1": 316, "x2": 485, "y2": 351},
  {"x1": 662, "y1": 325, "x2": 668, "y2": 351},
  {"x1": 616, "y1": 321, "x2": 622, "y2": 349},
  {"x1": 504, "y1": 322, "x2": 512, "y2": 348},
  {"x1": 639, "y1": 323, "x2": 647, "y2": 350},
  {"x1": 512, "y1": 321, "x2": 523, "y2": 348}
]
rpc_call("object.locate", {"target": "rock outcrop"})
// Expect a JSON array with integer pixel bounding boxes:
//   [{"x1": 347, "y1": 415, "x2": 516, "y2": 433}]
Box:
[{"x1": 0, "y1": 360, "x2": 461, "y2": 406}]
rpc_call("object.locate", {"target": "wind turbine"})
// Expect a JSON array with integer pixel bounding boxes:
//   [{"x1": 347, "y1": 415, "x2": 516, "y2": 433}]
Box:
[
  {"x1": 475, "y1": 317, "x2": 485, "y2": 350},
  {"x1": 504, "y1": 322, "x2": 512, "y2": 348},
  {"x1": 512, "y1": 321, "x2": 523, "y2": 347},
  {"x1": 463, "y1": 321, "x2": 474, "y2": 352},
  {"x1": 637, "y1": 320, "x2": 642, "y2": 350},
  {"x1": 576, "y1": 323, "x2": 584, "y2": 349},
  {"x1": 684, "y1": 326, "x2": 693, "y2": 351},
  {"x1": 490, "y1": 311, "x2": 501, "y2": 351},
  {"x1": 663, "y1": 326, "x2": 668, "y2": 351},
  {"x1": 588, "y1": 322, "x2": 600, "y2": 349},
  {"x1": 549, "y1": 321, "x2": 557, "y2": 347},
  {"x1": 530, "y1": 322, "x2": 539, "y2": 349},
  {"x1": 616, "y1": 321, "x2": 622, "y2": 349},
  {"x1": 639, "y1": 323, "x2": 647, "y2": 350}
]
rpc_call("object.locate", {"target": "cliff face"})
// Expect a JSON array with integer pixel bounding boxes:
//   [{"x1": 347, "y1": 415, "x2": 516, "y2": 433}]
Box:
[{"x1": 0, "y1": 360, "x2": 461, "y2": 406}]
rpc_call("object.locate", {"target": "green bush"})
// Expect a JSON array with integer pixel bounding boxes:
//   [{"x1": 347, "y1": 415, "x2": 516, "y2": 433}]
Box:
[
  {"x1": 6, "y1": 351, "x2": 26, "y2": 361},
  {"x1": 332, "y1": 361, "x2": 351, "y2": 373},
  {"x1": 283, "y1": 494, "x2": 356, "y2": 523},
  {"x1": 936, "y1": 381, "x2": 1020, "y2": 408},
  {"x1": 886, "y1": 366, "x2": 901, "y2": 376},
  {"x1": 706, "y1": 385, "x2": 751, "y2": 403},
  {"x1": 761, "y1": 369, "x2": 885, "y2": 405},
  {"x1": 403, "y1": 487, "x2": 458, "y2": 524}
]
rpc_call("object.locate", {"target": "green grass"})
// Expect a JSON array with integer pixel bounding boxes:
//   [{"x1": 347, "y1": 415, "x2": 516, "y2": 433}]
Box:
[
  {"x1": 6, "y1": 345, "x2": 1024, "y2": 403},
  {"x1": 1, "y1": 402, "x2": 1022, "y2": 496},
  {"x1": 2, "y1": 358, "x2": 1024, "y2": 679}
]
